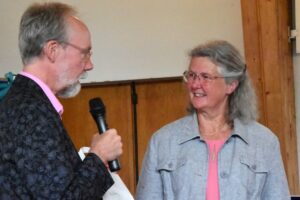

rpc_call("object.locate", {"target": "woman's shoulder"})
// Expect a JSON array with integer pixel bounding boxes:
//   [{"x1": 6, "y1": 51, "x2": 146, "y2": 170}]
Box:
[
  {"x1": 148, "y1": 114, "x2": 194, "y2": 145},
  {"x1": 236, "y1": 119, "x2": 279, "y2": 144},
  {"x1": 147, "y1": 114, "x2": 195, "y2": 158},
  {"x1": 154, "y1": 114, "x2": 192, "y2": 134}
]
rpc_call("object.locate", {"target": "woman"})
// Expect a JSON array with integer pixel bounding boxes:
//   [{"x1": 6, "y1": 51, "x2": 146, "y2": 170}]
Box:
[{"x1": 135, "y1": 40, "x2": 290, "y2": 200}]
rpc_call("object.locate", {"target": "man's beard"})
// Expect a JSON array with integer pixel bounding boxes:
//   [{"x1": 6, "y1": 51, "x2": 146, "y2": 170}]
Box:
[{"x1": 57, "y1": 72, "x2": 88, "y2": 98}]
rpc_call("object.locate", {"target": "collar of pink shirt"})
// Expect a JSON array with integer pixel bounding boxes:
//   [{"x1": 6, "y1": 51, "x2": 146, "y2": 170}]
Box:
[{"x1": 19, "y1": 71, "x2": 64, "y2": 117}]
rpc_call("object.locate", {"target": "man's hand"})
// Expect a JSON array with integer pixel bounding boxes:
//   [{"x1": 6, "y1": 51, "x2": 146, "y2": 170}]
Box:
[{"x1": 89, "y1": 128, "x2": 123, "y2": 164}]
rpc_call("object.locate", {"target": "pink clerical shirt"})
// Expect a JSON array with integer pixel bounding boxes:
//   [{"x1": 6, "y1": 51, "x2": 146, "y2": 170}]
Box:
[
  {"x1": 19, "y1": 71, "x2": 63, "y2": 116},
  {"x1": 205, "y1": 139, "x2": 226, "y2": 200}
]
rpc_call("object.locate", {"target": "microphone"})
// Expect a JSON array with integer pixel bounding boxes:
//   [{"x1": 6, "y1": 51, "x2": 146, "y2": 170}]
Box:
[{"x1": 89, "y1": 97, "x2": 121, "y2": 172}]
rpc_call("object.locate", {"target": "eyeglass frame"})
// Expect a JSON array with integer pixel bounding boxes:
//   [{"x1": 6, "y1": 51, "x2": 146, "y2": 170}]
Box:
[
  {"x1": 61, "y1": 42, "x2": 92, "y2": 59},
  {"x1": 183, "y1": 70, "x2": 238, "y2": 83}
]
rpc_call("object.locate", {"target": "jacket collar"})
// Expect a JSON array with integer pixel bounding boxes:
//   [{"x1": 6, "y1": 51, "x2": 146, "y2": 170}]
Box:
[
  {"x1": 231, "y1": 118, "x2": 249, "y2": 144},
  {"x1": 177, "y1": 112, "x2": 249, "y2": 144},
  {"x1": 177, "y1": 113, "x2": 200, "y2": 144}
]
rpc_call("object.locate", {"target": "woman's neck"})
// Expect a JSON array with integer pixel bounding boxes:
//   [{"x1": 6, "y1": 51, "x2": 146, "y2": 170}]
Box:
[{"x1": 197, "y1": 113, "x2": 232, "y2": 140}]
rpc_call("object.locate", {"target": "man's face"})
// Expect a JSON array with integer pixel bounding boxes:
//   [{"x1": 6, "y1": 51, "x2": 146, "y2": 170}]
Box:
[{"x1": 56, "y1": 16, "x2": 93, "y2": 98}]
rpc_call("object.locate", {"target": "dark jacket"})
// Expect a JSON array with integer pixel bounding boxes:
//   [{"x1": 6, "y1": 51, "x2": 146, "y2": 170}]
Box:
[{"x1": 0, "y1": 75, "x2": 113, "y2": 199}]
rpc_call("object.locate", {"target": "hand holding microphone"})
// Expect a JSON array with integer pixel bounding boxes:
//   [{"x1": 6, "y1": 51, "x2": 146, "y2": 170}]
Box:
[{"x1": 89, "y1": 97, "x2": 122, "y2": 172}]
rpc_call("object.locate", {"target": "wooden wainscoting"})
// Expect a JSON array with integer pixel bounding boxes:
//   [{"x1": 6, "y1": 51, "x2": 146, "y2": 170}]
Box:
[
  {"x1": 60, "y1": 78, "x2": 188, "y2": 194},
  {"x1": 135, "y1": 79, "x2": 188, "y2": 172},
  {"x1": 59, "y1": 83, "x2": 136, "y2": 194}
]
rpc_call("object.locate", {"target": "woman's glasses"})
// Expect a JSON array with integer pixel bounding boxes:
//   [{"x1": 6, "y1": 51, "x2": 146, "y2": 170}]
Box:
[{"x1": 183, "y1": 70, "x2": 226, "y2": 83}]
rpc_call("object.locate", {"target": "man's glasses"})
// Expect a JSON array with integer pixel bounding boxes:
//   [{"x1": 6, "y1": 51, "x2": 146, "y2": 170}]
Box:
[
  {"x1": 183, "y1": 70, "x2": 226, "y2": 83},
  {"x1": 62, "y1": 42, "x2": 92, "y2": 59}
]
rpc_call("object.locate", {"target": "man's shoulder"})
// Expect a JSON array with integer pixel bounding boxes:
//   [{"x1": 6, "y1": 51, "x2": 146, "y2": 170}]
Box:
[
  {"x1": 0, "y1": 76, "x2": 55, "y2": 121},
  {"x1": 3, "y1": 75, "x2": 49, "y2": 104}
]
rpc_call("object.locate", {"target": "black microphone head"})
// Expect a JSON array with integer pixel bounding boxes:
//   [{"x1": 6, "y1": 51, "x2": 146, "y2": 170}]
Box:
[{"x1": 89, "y1": 97, "x2": 106, "y2": 117}]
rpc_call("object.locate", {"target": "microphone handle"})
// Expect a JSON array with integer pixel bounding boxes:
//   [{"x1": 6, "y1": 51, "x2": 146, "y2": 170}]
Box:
[{"x1": 95, "y1": 116, "x2": 121, "y2": 172}]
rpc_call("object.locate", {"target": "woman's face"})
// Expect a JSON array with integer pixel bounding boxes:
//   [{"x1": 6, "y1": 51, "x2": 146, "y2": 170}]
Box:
[{"x1": 186, "y1": 57, "x2": 237, "y2": 114}]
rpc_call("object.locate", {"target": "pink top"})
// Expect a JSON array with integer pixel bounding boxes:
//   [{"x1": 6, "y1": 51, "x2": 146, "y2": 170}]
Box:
[
  {"x1": 205, "y1": 139, "x2": 226, "y2": 200},
  {"x1": 19, "y1": 71, "x2": 63, "y2": 116}
]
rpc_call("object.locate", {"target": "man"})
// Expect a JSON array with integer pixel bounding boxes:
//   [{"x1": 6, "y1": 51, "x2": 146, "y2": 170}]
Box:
[{"x1": 0, "y1": 2, "x2": 122, "y2": 199}]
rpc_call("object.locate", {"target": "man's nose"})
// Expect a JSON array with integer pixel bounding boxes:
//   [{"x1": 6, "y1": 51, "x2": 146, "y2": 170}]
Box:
[{"x1": 85, "y1": 58, "x2": 93, "y2": 71}]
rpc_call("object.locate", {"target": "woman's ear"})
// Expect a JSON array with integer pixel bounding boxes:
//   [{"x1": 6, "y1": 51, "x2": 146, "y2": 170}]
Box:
[
  {"x1": 43, "y1": 40, "x2": 59, "y2": 63},
  {"x1": 226, "y1": 80, "x2": 239, "y2": 95}
]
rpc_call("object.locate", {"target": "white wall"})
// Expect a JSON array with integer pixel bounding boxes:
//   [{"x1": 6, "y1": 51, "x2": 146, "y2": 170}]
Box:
[
  {"x1": 293, "y1": 0, "x2": 300, "y2": 183},
  {"x1": 0, "y1": 0, "x2": 244, "y2": 82},
  {"x1": 294, "y1": 53, "x2": 300, "y2": 183}
]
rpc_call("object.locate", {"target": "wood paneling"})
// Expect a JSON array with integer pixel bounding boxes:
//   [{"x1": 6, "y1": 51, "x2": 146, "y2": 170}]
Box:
[
  {"x1": 240, "y1": 0, "x2": 266, "y2": 124},
  {"x1": 241, "y1": 0, "x2": 300, "y2": 193},
  {"x1": 135, "y1": 79, "x2": 189, "y2": 172},
  {"x1": 60, "y1": 84, "x2": 136, "y2": 194},
  {"x1": 60, "y1": 79, "x2": 189, "y2": 193}
]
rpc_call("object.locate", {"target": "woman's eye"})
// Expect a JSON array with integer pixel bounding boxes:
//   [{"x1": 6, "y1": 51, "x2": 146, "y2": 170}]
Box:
[
  {"x1": 202, "y1": 74, "x2": 210, "y2": 80},
  {"x1": 189, "y1": 73, "x2": 196, "y2": 79}
]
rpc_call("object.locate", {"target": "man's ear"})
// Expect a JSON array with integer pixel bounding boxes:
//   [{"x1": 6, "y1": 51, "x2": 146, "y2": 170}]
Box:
[
  {"x1": 43, "y1": 40, "x2": 59, "y2": 63},
  {"x1": 226, "y1": 80, "x2": 239, "y2": 95}
]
